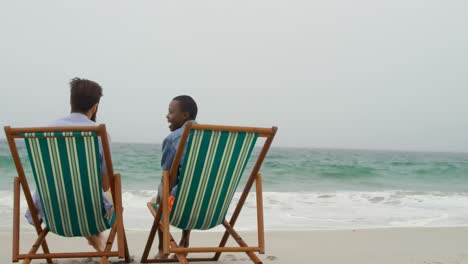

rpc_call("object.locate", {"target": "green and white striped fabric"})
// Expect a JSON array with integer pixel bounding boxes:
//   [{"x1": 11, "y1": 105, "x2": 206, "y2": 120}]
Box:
[
  {"x1": 169, "y1": 130, "x2": 258, "y2": 230},
  {"x1": 22, "y1": 131, "x2": 111, "y2": 237}
]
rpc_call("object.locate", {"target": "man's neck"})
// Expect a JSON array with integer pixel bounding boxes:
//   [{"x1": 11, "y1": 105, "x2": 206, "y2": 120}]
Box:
[{"x1": 70, "y1": 112, "x2": 90, "y2": 119}]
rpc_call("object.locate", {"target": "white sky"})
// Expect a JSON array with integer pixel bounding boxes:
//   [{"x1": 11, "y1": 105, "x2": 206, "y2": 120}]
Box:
[{"x1": 0, "y1": 1, "x2": 467, "y2": 152}]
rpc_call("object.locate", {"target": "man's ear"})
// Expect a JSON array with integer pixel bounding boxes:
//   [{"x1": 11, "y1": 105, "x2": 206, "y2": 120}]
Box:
[
  {"x1": 93, "y1": 103, "x2": 99, "y2": 113},
  {"x1": 183, "y1": 112, "x2": 190, "y2": 121},
  {"x1": 86, "y1": 103, "x2": 99, "y2": 119}
]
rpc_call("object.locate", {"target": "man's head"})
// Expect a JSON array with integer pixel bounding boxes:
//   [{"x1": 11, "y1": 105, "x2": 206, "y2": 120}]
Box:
[
  {"x1": 166, "y1": 95, "x2": 198, "y2": 131},
  {"x1": 70, "y1": 77, "x2": 103, "y2": 121}
]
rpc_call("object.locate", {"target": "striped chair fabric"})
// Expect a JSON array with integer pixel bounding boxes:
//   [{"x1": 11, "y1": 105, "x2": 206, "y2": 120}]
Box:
[
  {"x1": 169, "y1": 129, "x2": 258, "y2": 230},
  {"x1": 22, "y1": 131, "x2": 111, "y2": 237}
]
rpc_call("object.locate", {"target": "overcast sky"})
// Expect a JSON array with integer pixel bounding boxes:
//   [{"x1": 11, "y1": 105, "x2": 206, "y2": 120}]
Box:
[{"x1": 0, "y1": 1, "x2": 467, "y2": 152}]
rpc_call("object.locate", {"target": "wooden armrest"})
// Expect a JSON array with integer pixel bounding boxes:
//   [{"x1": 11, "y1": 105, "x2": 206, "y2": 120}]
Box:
[{"x1": 147, "y1": 202, "x2": 158, "y2": 217}]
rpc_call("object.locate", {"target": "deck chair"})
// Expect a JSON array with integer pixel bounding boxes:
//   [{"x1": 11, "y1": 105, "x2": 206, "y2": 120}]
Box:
[
  {"x1": 4, "y1": 125, "x2": 130, "y2": 264},
  {"x1": 141, "y1": 123, "x2": 277, "y2": 264}
]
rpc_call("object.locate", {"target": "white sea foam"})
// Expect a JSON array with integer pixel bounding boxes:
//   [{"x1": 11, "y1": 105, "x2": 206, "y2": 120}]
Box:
[{"x1": 1, "y1": 190, "x2": 468, "y2": 231}]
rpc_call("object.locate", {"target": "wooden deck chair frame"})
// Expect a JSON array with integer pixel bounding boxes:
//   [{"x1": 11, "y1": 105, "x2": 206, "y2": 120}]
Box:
[
  {"x1": 4, "y1": 125, "x2": 130, "y2": 264},
  {"x1": 141, "y1": 123, "x2": 277, "y2": 264}
]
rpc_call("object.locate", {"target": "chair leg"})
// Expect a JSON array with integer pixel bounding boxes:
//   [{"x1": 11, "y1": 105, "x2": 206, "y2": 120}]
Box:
[
  {"x1": 104, "y1": 226, "x2": 118, "y2": 252},
  {"x1": 12, "y1": 177, "x2": 20, "y2": 262},
  {"x1": 100, "y1": 224, "x2": 119, "y2": 264},
  {"x1": 174, "y1": 255, "x2": 189, "y2": 264},
  {"x1": 29, "y1": 229, "x2": 49, "y2": 254},
  {"x1": 141, "y1": 220, "x2": 197, "y2": 264},
  {"x1": 14, "y1": 177, "x2": 54, "y2": 263},
  {"x1": 215, "y1": 172, "x2": 264, "y2": 262},
  {"x1": 101, "y1": 256, "x2": 109, "y2": 264},
  {"x1": 173, "y1": 251, "x2": 189, "y2": 264},
  {"x1": 141, "y1": 213, "x2": 161, "y2": 263},
  {"x1": 124, "y1": 229, "x2": 131, "y2": 263},
  {"x1": 19, "y1": 180, "x2": 54, "y2": 263},
  {"x1": 168, "y1": 233, "x2": 188, "y2": 264},
  {"x1": 255, "y1": 174, "x2": 265, "y2": 254},
  {"x1": 223, "y1": 221, "x2": 262, "y2": 264},
  {"x1": 22, "y1": 228, "x2": 50, "y2": 264},
  {"x1": 214, "y1": 186, "x2": 252, "y2": 260},
  {"x1": 114, "y1": 174, "x2": 126, "y2": 258},
  {"x1": 39, "y1": 230, "x2": 53, "y2": 263},
  {"x1": 115, "y1": 184, "x2": 131, "y2": 263}
]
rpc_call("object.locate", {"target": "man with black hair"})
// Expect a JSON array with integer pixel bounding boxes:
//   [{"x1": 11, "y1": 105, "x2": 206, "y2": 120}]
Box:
[{"x1": 155, "y1": 95, "x2": 198, "y2": 259}]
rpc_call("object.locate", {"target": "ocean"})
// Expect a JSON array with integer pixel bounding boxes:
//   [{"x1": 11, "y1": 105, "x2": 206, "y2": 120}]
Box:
[{"x1": 1, "y1": 141, "x2": 468, "y2": 231}]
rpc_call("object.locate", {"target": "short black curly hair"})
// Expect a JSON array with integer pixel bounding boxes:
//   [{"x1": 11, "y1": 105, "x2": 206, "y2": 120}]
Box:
[{"x1": 173, "y1": 95, "x2": 198, "y2": 120}]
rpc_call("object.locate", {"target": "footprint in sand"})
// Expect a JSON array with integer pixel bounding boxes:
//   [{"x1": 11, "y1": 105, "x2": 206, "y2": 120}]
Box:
[
  {"x1": 109, "y1": 256, "x2": 136, "y2": 263},
  {"x1": 82, "y1": 257, "x2": 97, "y2": 263},
  {"x1": 223, "y1": 254, "x2": 238, "y2": 261},
  {"x1": 223, "y1": 254, "x2": 277, "y2": 262}
]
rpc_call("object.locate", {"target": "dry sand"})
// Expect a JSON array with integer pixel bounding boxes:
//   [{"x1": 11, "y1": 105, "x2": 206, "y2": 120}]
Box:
[{"x1": 1, "y1": 227, "x2": 468, "y2": 263}]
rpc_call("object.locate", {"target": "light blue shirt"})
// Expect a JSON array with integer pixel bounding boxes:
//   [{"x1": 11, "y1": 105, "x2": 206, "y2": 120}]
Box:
[
  {"x1": 49, "y1": 113, "x2": 98, "y2": 126},
  {"x1": 25, "y1": 113, "x2": 112, "y2": 225},
  {"x1": 49, "y1": 113, "x2": 108, "y2": 173},
  {"x1": 159, "y1": 120, "x2": 196, "y2": 197}
]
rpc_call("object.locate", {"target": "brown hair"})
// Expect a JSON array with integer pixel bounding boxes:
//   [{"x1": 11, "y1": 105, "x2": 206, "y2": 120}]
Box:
[{"x1": 70, "y1": 77, "x2": 103, "y2": 113}]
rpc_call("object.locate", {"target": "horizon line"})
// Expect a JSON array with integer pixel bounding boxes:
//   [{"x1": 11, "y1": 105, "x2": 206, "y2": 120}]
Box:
[{"x1": 1, "y1": 138, "x2": 465, "y2": 155}]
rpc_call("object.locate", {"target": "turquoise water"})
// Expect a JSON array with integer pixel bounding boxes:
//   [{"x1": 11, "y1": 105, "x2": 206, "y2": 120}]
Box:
[
  {"x1": 1, "y1": 141, "x2": 468, "y2": 230},
  {"x1": 4, "y1": 141, "x2": 467, "y2": 192}
]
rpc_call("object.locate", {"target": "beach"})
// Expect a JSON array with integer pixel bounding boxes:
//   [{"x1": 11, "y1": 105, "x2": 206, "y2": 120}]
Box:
[
  {"x1": 1, "y1": 227, "x2": 468, "y2": 263},
  {"x1": 2, "y1": 144, "x2": 468, "y2": 263},
  {"x1": 1, "y1": 0, "x2": 467, "y2": 262},
  {"x1": 2, "y1": 145, "x2": 468, "y2": 232}
]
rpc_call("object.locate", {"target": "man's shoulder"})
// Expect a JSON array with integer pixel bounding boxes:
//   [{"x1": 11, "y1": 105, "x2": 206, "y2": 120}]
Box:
[
  {"x1": 163, "y1": 128, "x2": 183, "y2": 145},
  {"x1": 163, "y1": 121, "x2": 197, "y2": 145},
  {"x1": 49, "y1": 113, "x2": 97, "y2": 127}
]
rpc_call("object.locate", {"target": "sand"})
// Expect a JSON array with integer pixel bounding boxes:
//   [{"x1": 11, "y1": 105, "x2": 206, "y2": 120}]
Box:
[{"x1": 1, "y1": 227, "x2": 468, "y2": 263}]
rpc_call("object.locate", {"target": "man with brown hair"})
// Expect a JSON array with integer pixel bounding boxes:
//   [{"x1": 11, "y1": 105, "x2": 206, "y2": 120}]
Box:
[{"x1": 25, "y1": 77, "x2": 113, "y2": 252}]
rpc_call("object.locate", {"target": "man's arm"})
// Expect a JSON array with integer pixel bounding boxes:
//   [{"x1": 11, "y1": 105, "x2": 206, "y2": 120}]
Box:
[
  {"x1": 161, "y1": 139, "x2": 178, "y2": 190},
  {"x1": 101, "y1": 172, "x2": 110, "y2": 191}
]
